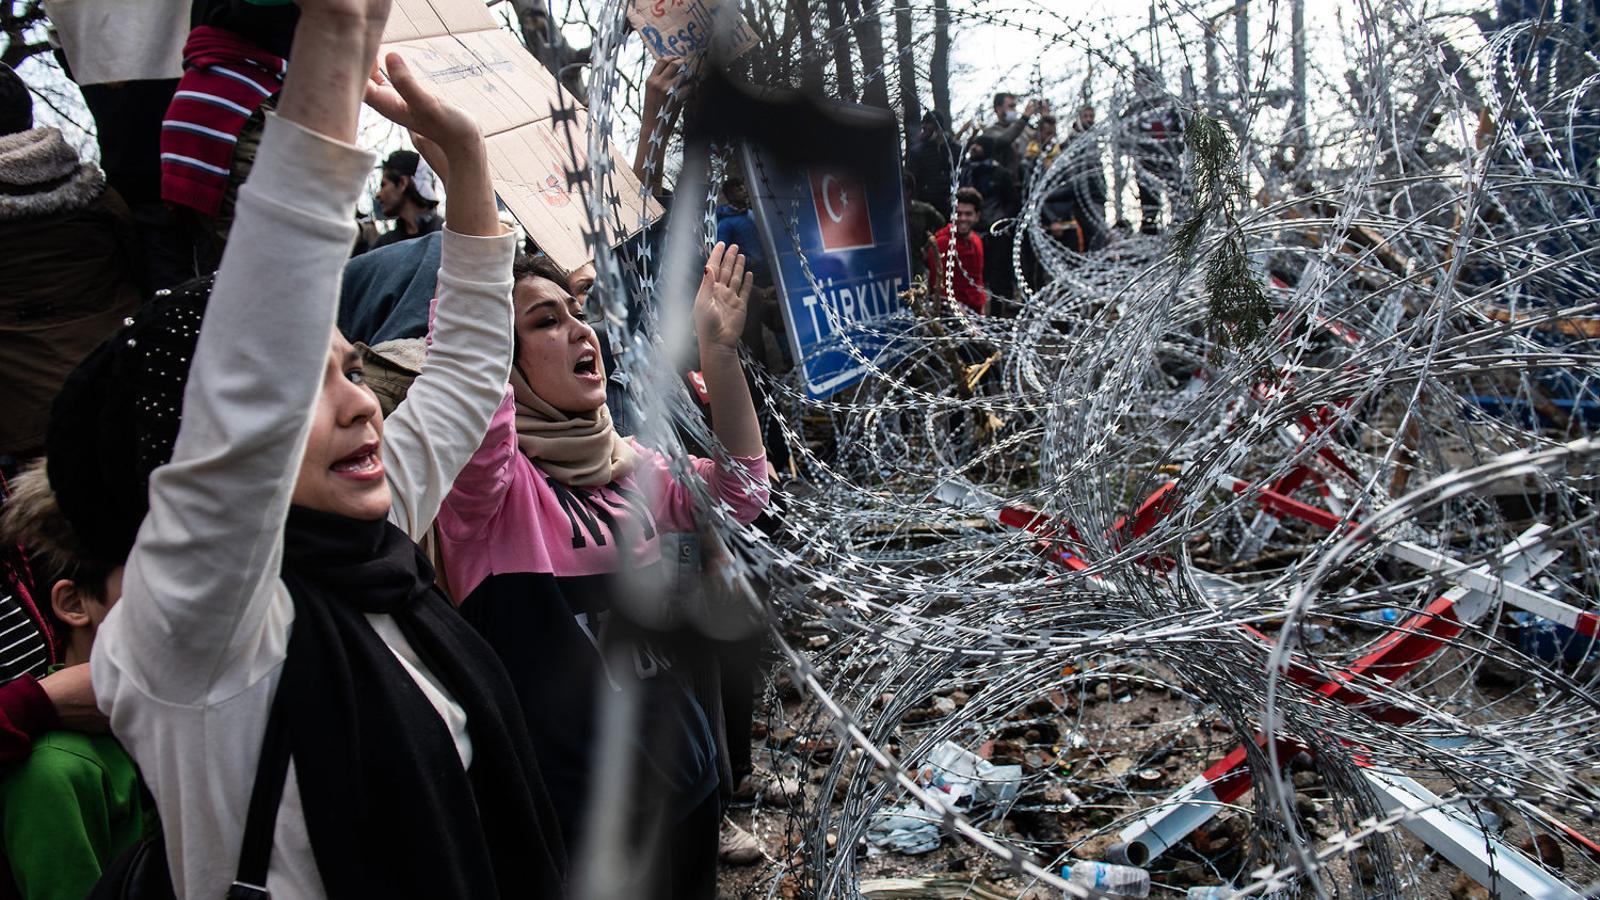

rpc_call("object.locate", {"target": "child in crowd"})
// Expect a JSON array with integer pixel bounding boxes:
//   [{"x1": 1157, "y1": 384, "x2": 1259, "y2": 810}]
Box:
[
  {"x1": 437, "y1": 241, "x2": 770, "y2": 899},
  {"x1": 0, "y1": 465, "x2": 154, "y2": 900},
  {"x1": 41, "y1": 2, "x2": 564, "y2": 896}
]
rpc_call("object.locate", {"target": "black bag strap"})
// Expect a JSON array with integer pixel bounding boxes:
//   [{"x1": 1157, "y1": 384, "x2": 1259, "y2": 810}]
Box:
[{"x1": 225, "y1": 687, "x2": 292, "y2": 900}]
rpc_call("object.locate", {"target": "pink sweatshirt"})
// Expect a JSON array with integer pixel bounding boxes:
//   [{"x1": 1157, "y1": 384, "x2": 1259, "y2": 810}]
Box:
[{"x1": 437, "y1": 389, "x2": 770, "y2": 598}]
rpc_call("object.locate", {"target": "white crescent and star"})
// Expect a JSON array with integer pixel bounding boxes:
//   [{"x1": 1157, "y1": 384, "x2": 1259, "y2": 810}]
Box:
[{"x1": 821, "y1": 174, "x2": 850, "y2": 223}]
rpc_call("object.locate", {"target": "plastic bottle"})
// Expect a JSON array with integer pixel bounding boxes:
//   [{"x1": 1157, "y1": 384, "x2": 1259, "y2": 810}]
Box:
[
  {"x1": 1186, "y1": 887, "x2": 1236, "y2": 900},
  {"x1": 1355, "y1": 607, "x2": 1403, "y2": 625},
  {"x1": 1060, "y1": 862, "x2": 1150, "y2": 897}
]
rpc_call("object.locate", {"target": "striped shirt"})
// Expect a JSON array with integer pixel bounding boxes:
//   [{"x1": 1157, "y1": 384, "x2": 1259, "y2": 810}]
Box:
[
  {"x1": 0, "y1": 595, "x2": 49, "y2": 684},
  {"x1": 160, "y1": 26, "x2": 286, "y2": 217}
]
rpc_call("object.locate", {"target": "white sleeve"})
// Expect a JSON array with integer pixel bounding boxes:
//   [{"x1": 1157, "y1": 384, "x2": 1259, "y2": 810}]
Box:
[
  {"x1": 94, "y1": 114, "x2": 377, "y2": 708},
  {"x1": 382, "y1": 227, "x2": 515, "y2": 541}
]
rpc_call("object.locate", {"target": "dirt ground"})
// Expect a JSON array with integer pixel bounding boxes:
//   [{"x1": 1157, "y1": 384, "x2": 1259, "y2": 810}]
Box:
[{"x1": 713, "y1": 624, "x2": 1596, "y2": 899}]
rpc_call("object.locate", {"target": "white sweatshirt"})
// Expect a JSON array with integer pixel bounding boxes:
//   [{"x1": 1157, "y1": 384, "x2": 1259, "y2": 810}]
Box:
[
  {"x1": 90, "y1": 114, "x2": 515, "y2": 900},
  {"x1": 43, "y1": 0, "x2": 187, "y2": 85}
]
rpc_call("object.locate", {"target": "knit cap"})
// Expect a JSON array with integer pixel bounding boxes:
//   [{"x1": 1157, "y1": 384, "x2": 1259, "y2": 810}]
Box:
[{"x1": 46, "y1": 277, "x2": 213, "y2": 567}]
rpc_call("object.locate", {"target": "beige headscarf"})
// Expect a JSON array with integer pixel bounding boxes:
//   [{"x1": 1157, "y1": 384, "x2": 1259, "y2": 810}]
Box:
[{"x1": 508, "y1": 362, "x2": 637, "y2": 487}]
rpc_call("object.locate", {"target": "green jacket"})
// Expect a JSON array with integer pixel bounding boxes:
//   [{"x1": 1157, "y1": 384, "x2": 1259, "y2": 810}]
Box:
[{"x1": 0, "y1": 730, "x2": 153, "y2": 900}]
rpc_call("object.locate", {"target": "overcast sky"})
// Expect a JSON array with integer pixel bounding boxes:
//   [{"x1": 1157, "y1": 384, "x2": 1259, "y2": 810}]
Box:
[{"x1": 18, "y1": 0, "x2": 1492, "y2": 206}]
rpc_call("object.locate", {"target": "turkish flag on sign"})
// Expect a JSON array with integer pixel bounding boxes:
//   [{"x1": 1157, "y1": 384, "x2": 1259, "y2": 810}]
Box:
[{"x1": 808, "y1": 168, "x2": 874, "y2": 252}]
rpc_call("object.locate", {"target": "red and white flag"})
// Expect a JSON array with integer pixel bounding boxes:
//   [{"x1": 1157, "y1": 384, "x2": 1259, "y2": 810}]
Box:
[{"x1": 808, "y1": 168, "x2": 874, "y2": 252}]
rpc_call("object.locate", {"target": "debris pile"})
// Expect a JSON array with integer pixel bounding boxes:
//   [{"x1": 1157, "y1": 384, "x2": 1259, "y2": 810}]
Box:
[{"x1": 575, "y1": 2, "x2": 1600, "y2": 897}]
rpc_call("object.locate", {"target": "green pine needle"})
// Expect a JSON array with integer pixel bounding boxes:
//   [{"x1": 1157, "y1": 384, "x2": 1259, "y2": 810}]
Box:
[{"x1": 1171, "y1": 113, "x2": 1274, "y2": 355}]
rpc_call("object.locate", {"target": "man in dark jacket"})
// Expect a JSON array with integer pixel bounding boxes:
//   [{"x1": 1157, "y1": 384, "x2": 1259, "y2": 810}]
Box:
[
  {"x1": 1042, "y1": 104, "x2": 1108, "y2": 255},
  {"x1": 959, "y1": 135, "x2": 1019, "y2": 310},
  {"x1": 0, "y1": 64, "x2": 144, "y2": 462},
  {"x1": 372, "y1": 149, "x2": 444, "y2": 249},
  {"x1": 907, "y1": 110, "x2": 958, "y2": 210},
  {"x1": 371, "y1": 148, "x2": 448, "y2": 248},
  {"x1": 982, "y1": 91, "x2": 1044, "y2": 179},
  {"x1": 1120, "y1": 67, "x2": 1185, "y2": 235}
]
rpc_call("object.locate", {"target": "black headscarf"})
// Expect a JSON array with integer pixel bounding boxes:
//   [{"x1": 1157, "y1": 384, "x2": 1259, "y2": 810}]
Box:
[{"x1": 280, "y1": 506, "x2": 566, "y2": 898}]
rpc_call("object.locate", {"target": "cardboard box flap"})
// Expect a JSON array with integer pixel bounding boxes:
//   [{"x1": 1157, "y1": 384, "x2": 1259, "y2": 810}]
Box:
[
  {"x1": 381, "y1": 0, "x2": 662, "y2": 270},
  {"x1": 383, "y1": 0, "x2": 498, "y2": 42}
]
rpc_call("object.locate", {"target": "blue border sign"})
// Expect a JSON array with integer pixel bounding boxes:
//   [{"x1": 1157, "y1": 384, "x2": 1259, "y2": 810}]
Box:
[{"x1": 740, "y1": 109, "x2": 912, "y2": 399}]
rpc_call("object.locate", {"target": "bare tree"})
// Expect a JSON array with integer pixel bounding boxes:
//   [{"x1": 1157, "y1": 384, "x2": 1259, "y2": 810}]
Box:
[
  {"x1": 843, "y1": 0, "x2": 889, "y2": 110},
  {"x1": 2, "y1": 0, "x2": 50, "y2": 70},
  {"x1": 824, "y1": 0, "x2": 855, "y2": 100},
  {"x1": 745, "y1": 0, "x2": 787, "y2": 84},
  {"x1": 895, "y1": 0, "x2": 921, "y2": 153},
  {"x1": 793, "y1": 0, "x2": 824, "y2": 91},
  {"x1": 930, "y1": 0, "x2": 949, "y2": 123}
]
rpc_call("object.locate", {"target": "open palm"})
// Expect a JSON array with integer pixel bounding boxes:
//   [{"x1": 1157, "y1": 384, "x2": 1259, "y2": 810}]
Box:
[
  {"x1": 695, "y1": 241, "x2": 753, "y2": 349},
  {"x1": 365, "y1": 52, "x2": 480, "y2": 183}
]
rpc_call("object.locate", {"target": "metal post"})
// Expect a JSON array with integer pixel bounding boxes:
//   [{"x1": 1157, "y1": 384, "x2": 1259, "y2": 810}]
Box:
[{"x1": 1363, "y1": 770, "x2": 1582, "y2": 900}]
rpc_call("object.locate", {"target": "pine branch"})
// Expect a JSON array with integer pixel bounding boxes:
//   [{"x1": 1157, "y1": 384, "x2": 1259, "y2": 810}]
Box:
[{"x1": 1170, "y1": 113, "x2": 1274, "y2": 357}]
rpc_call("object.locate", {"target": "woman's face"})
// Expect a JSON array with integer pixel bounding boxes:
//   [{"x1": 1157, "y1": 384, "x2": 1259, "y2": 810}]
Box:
[
  {"x1": 514, "y1": 275, "x2": 606, "y2": 415},
  {"x1": 291, "y1": 333, "x2": 391, "y2": 520},
  {"x1": 567, "y1": 262, "x2": 596, "y2": 304}
]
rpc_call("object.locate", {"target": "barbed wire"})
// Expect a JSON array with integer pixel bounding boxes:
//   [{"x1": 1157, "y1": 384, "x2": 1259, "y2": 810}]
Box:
[{"x1": 566, "y1": 1, "x2": 1600, "y2": 896}]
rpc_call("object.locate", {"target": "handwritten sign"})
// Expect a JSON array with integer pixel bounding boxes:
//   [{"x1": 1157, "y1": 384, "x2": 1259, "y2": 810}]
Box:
[
  {"x1": 382, "y1": 0, "x2": 662, "y2": 271},
  {"x1": 627, "y1": 0, "x2": 758, "y2": 60}
]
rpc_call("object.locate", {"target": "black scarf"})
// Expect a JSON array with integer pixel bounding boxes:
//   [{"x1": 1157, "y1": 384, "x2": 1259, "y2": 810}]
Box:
[{"x1": 278, "y1": 506, "x2": 566, "y2": 899}]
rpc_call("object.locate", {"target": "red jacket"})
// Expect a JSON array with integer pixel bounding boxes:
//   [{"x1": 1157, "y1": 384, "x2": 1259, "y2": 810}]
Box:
[
  {"x1": 927, "y1": 225, "x2": 986, "y2": 313},
  {"x1": 0, "y1": 677, "x2": 55, "y2": 764}
]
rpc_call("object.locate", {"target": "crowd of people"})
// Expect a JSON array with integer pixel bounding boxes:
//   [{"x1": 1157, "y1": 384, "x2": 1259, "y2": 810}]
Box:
[{"x1": 904, "y1": 75, "x2": 1185, "y2": 316}]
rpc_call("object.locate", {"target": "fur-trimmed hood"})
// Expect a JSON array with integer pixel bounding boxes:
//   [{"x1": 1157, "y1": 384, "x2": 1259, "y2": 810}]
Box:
[{"x1": 0, "y1": 127, "x2": 105, "y2": 221}]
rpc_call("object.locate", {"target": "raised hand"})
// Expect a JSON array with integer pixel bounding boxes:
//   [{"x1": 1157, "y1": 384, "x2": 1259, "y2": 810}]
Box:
[
  {"x1": 276, "y1": 0, "x2": 391, "y2": 143},
  {"x1": 694, "y1": 241, "x2": 764, "y2": 458},
  {"x1": 366, "y1": 52, "x2": 482, "y2": 184},
  {"x1": 634, "y1": 57, "x2": 686, "y2": 192},
  {"x1": 644, "y1": 57, "x2": 685, "y2": 111},
  {"x1": 694, "y1": 241, "x2": 754, "y2": 350},
  {"x1": 366, "y1": 51, "x2": 500, "y2": 237}
]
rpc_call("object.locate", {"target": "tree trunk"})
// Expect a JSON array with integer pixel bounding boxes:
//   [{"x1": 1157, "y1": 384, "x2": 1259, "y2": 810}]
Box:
[
  {"x1": 895, "y1": 0, "x2": 921, "y2": 154},
  {"x1": 1233, "y1": 0, "x2": 1248, "y2": 100},
  {"x1": 824, "y1": 0, "x2": 856, "y2": 101},
  {"x1": 792, "y1": 0, "x2": 825, "y2": 93},
  {"x1": 761, "y1": 0, "x2": 790, "y2": 85},
  {"x1": 844, "y1": 0, "x2": 890, "y2": 110},
  {"x1": 509, "y1": 0, "x2": 589, "y2": 104},
  {"x1": 931, "y1": 0, "x2": 950, "y2": 123},
  {"x1": 1203, "y1": 21, "x2": 1219, "y2": 112},
  {"x1": 1275, "y1": 0, "x2": 1306, "y2": 176}
]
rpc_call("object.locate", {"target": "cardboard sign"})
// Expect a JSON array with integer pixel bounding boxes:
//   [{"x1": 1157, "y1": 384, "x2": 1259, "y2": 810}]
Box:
[
  {"x1": 626, "y1": 0, "x2": 758, "y2": 60},
  {"x1": 740, "y1": 103, "x2": 913, "y2": 400},
  {"x1": 382, "y1": 0, "x2": 661, "y2": 271}
]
